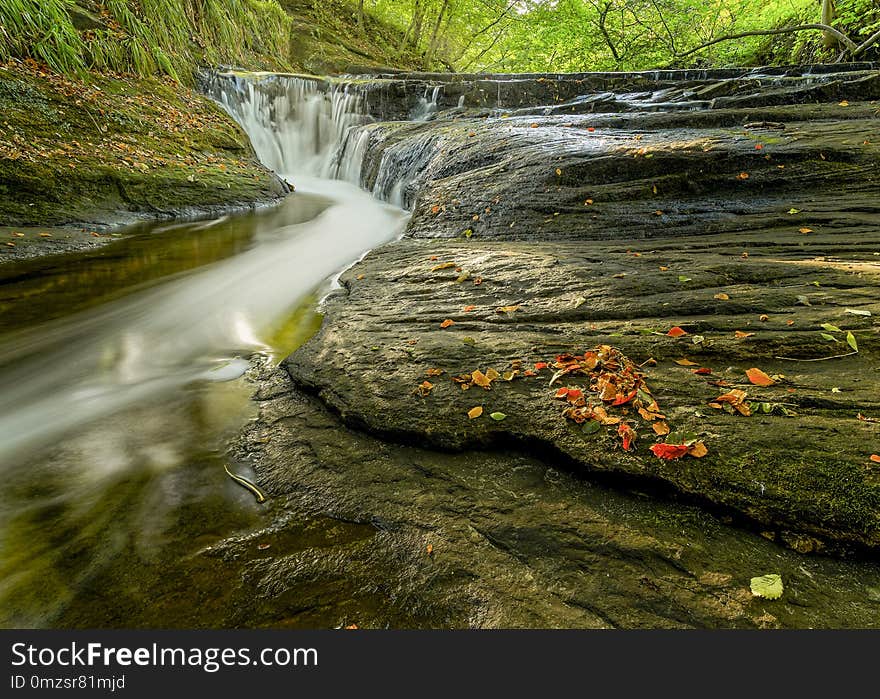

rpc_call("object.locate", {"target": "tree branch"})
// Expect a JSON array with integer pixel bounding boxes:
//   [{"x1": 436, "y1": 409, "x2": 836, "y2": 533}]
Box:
[
  {"x1": 852, "y1": 27, "x2": 880, "y2": 57},
  {"x1": 674, "y1": 24, "x2": 858, "y2": 61}
]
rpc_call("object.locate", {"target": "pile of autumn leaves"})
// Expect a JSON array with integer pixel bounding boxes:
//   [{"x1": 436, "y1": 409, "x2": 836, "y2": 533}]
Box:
[
  {"x1": 541, "y1": 344, "x2": 707, "y2": 460},
  {"x1": 417, "y1": 343, "x2": 711, "y2": 461}
]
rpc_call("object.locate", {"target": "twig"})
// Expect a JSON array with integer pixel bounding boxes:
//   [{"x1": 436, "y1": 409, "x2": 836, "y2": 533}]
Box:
[{"x1": 775, "y1": 351, "x2": 858, "y2": 362}]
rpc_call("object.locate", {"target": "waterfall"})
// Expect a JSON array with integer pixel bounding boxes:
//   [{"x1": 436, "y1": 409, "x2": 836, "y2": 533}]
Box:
[
  {"x1": 205, "y1": 72, "x2": 373, "y2": 180},
  {"x1": 410, "y1": 85, "x2": 441, "y2": 120},
  {"x1": 205, "y1": 71, "x2": 442, "y2": 211}
]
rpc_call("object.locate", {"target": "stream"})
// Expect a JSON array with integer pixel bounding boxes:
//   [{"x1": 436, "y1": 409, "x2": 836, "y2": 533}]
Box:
[{"x1": 1, "y1": 71, "x2": 879, "y2": 628}]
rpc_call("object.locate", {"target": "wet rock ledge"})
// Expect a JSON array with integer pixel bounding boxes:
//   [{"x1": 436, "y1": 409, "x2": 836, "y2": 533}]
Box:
[{"x1": 281, "y1": 66, "x2": 880, "y2": 553}]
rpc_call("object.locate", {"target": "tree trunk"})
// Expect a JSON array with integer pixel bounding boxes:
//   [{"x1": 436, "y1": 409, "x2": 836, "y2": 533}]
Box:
[
  {"x1": 822, "y1": 0, "x2": 837, "y2": 48},
  {"x1": 357, "y1": 0, "x2": 365, "y2": 28},
  {"x1": 426, "y1": 0, "x2": 450, "y2": 63}
]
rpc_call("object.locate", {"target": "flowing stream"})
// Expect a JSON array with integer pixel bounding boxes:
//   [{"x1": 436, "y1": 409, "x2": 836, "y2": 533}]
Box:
[{"x1": 0, "y1": 76, "x2": 407, "y2": 626}]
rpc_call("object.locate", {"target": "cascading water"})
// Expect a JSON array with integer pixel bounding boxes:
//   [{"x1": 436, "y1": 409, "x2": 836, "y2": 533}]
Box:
[{"x1": 205, "y1": 72, "x2": 442, "y2": 207}]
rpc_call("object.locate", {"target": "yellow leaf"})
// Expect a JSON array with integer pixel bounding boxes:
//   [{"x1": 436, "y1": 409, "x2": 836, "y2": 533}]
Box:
[
  {"x1": 431, "y1": 262, "x2": 456, "y2": 271},
  {"x1": 714, "y1": 293, "x2": 730, "y2": 300},
  {"x1": 471, "y1": 370, "x2": 491, "y2": 388},
  {"x1": 467, "y1": 406, "x2": 483, "y2": 419},
  {"x1": 485, "y1": 368, "x2": 501, "y2": 382},
  {"x1": 674, "y1": 358, "x2": 699, "y2": 366}
]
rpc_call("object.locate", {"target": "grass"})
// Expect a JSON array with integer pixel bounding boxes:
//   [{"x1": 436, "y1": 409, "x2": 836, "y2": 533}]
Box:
[{"x1": 0, "y1": 0, "x2": 293, "y2": 81}]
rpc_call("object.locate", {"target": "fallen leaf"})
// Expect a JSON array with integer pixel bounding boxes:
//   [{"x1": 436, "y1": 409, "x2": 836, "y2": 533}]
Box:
[
  {"x1": 799, "y1": 227, "x2": 813, "y2": 234},
  {"x1": 755, "y1": 143, "x2": 764, "y2": 150},
  {"x1": 490, "y1": 412, "x2": 507, "y2": 421},
  {"x1": 650, "y1": 443, "x2": 690, "y2": 460},
  {"x1": 555, "y1": 168, "x2": 562, "y2": 176},
  {"x1": 750, "y1": 574, "x2": 784, "y2": 600},
  {"x1": 746, "y1": 368, "x2": 775, "y2": 387},
  {"x1": 845, "y1": 308, "x2": 871, "y2": 317},
  {"x1": 759, "y1": 314, "x2": 769, "y2": 322},
  {"x1": 788, "y1": 208, "x2": 800, "y2": 215},
  {"x1": 257, "y1": 543, "x2": 271, "y2": 550},
  {"x1": 667, "y1": 326, "x2": 688, "y2": 338},
  {"x1": 462, "y1": 305, "x2": 477, "y2": 312},
  {"x1": 734, "y1": 330, "x2": 755, "y2": 339},
  {"x1": 652, "y1": 421, "x2": 670, "y2": 436},
  {"x1": 846, "y1": 331, "x2": 859, "y2": 352},
  {"x1": 472, "y1": 370, "x2": 491, "y2": 388},
  {"x1": 678, "y1": 275, "x2": 691, "y2": 282},
  {"x1": 612, "y1": 273, "x2": 627, "y2": 279},
  {"x1": 659, "y1": 266, "x2": 669, "y2": 271},
  {"x1": 838, "y1": 100, "x2": 849, "y2": 107},
  {"x1": 426, "y1": 544, "x2": 434, "y2": 556},
  {"x1": 584, "y1": 199, "x2": 594, "y2": 205},
  {"x1": 693, "y1": 368, "x2": 712, "y2": 375},
  {"x1": 675, "y1": 358, "x2": 699, "y2": 366},
  {"x1": 473, "y1": 277, "x2": 483, "y2": 286},
  {"x1": 736, "y1": 172, "x2": 750, "y2": 180},
  {"x1": 432, "y1": 262, "x2": 456, "y2": 271},
  {"x1": 534, "y1": 362, "x2": 549, "y2": 370},
  {"x1": 467, "y1": 406, "x2": 483, "y2": 419},
  {"x1": 714, "y1": 293, "x2": 730, "y2": 300},
  {"x1": 486, "y1": 368, "x2": 501, "y2": 382},
  {"x1": 821, "y1": 323, "x2": 842, "y2": 332},
  {"x1": 688, "y1": 441, "x2": 708, "y2": 458},
  {"x1": 496, "y1": 305, "x2": 521, "y2": 313},
  {"x1": 426, "y1": 368, "x2": 444, "y2": 377},
  {"x1": 870, "y1": 454, "x2": 880, "y2": 464},
  {"x1": 345, "y1": 624, "x2": 358, "y2": 630},
  {"x1": 440, "y1": 319, "x2": 455, "y2": 328}
]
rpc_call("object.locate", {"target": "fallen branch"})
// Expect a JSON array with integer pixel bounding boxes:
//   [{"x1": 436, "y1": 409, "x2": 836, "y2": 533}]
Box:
[
  {"x1": 675, "y1": 24, "x2": 858, "y2": 62},
  {"x1": 852, "y1": 27, "x2": 880, "y2": 58},
  {"x1": 775, "y1": 350, "x2": 858, "y2": 362}
]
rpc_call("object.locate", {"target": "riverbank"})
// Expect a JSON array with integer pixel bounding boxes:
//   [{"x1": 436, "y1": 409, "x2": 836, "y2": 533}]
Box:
[{"x1": 0, "y1": 59, "x2": 290, "y2": 262}]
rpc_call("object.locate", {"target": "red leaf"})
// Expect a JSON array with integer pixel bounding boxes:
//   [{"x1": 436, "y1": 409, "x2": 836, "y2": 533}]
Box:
[
  {"x1": 650, "y1": 443, "x2": 690, "y2": 460},
  {"x1": 534, "y1": 362, "x2": 549, "y2": 370},
  {"x1": 611, "y1": 388, "x2": 637, "y2": 406},
  {"x1": 693, "y1": 368, "x2": 712, "y2": 375},
  {"x1": 667, "y1": 326, "x2": 688, "y2": 338},
  {"x1": 554, "y1": 388, "x2": 570, "y2": 399}
]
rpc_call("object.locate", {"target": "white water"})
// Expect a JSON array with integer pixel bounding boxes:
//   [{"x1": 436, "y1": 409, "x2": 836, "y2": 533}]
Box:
[{"x1": 0, "y1": 75, "x2": 410, "y2": 465}]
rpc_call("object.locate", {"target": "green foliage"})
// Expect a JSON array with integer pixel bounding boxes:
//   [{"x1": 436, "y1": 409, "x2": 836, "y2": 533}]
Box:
[{"x1": 0, "y1": 0, "x2": 292, "y2": 80}]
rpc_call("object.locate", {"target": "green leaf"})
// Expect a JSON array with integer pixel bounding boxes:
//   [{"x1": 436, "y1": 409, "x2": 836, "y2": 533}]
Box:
[
  {"x1": 761, "y1": 402, "x2": 773, "y2": 414},
  {"x1": 750, "y1": 574, "x2": 784, "y2": 600},
  {"x1": 820, "y1": 333, "x2": 839, "y2": 342},
  {"x1": 665, "y1": 431, "x2": 700, "y2": 447},
  {"x1": 489, "y1": 412, "x2": 507, "y2": 421},
  {"x1": 581, "y1": 421, "x2": 602, "y2": 436},
  {"x1": 463, "y1": 228, "x2": 473, "y2": 239},
  {"x1": 455, "y1": 271, "x2": 470, "y2": 283},
  {"x1": 820, "y1": 323, "x2": 842, "y2": 333},
  {"x1": 788, "y1": 208, "x2": 800, "y2": 214},
  {"x1": 846, "y1": 331, "x2": 858, "y2": 352},
  {"x1": 678, "y1": 275, "x2": 691, "y2": 282},
  {"x1": 461, "y1": 337, "x2": 476, "y2": 345}
]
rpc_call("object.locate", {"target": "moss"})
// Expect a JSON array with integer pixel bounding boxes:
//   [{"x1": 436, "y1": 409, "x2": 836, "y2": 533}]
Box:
[{"x1": 0, "y1": 62, "x2": 285, "y2": 228}]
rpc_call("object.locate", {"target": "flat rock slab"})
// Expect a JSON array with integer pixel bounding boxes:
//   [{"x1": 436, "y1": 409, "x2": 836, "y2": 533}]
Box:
[
  {"x1": 285, "y1": 230, "x2": 880, "y2": 550},
  {"x1": 230, "y1": 364, "x2": 880, "y2": 628}
]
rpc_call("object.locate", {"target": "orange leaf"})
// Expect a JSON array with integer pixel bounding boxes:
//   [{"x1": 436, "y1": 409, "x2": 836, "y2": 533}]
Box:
[
  {"x1": 674, "y1": 358, "x2": 698, "y2": 366},
  {"x1": 426, "y1": 368, "x2": 443, "y2": 377},
  {"x1": 746, "y1": 368, "x2": 775, "y2": 387},
  {"x1": 462, "y1": 305, "x2": 477, "y2": 312},
  {"x1": 652, "y1": 421, "x2": 670, "y2": 436},
  {"x1": 688, "y1": 441, "x2": 708, "y2": 458},
  {"x1": 755, "y1": 143, "x2": 764, "y2": 150},
  {"x1": 472, "y1": 370, "x2": 491, "y2": 388},
  {"x1": 440, "y1": 319, "x2": 455, "y2": 328},
  {"x1": 693, "y1": 368, "x2": 712, "y2": 375},
  {"x1": 799, "y1": 227, "x2": 813, "y2": 234},
  {"x1": 554, "y1": 387, "x2": 570, "y2": 399},
  {"x1": 737, "y1": 172, "x2": 750, "y2": 180},
  {"x1": 430, "y1": 205, "x2": 441, "y2": 214},
  {"x1": 617, "y1": 423, "x2": 636, "y2": 451},
  {"x1": 667, "y1": 326, "x2": 688, "y2": 338},
  {"x1": 467, "y1": 406, "x2": 483, "y2": 419},
  {"x1": 535, "y1": 362, "x2": 549, "y2": 370},
  {"x1": 734, "y1": 330, "x2": 754, "y2": 339},
  {"x1": 426, "y1": 544, "x2": 434, "y2": 555},
  {"x1": 870, "y1": 454, "x2": 880, "y2": 464},
  {"x1": 714, "y1": 293, "x2": 730, "y2": 300},
  {"x1": 659, "y1": 266, "x2": 669, "y2": 271},
  {"x1": 650, "y1": 443, "x2": 689, "y2": 460}
]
